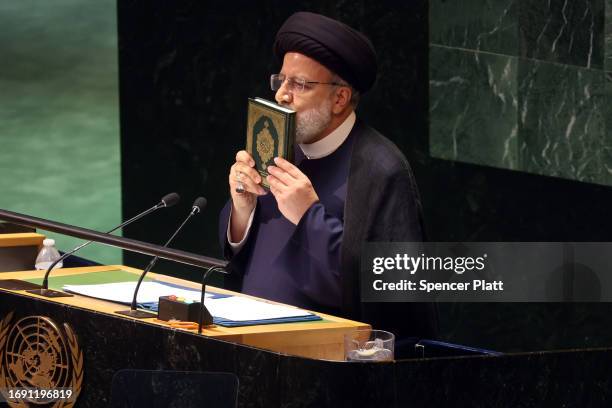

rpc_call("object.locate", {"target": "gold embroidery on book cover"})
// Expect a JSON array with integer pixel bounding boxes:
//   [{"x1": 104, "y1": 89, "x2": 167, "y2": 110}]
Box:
[{"x1": 247, "y1": 104, "x2": 286, "y2": 188}]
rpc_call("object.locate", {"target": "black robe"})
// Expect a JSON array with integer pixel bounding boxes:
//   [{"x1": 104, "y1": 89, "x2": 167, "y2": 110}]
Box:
[
  {"x1": 219, "y1": 120, "x2": 438, "y2": 341},
  {"x1": 341, "y1": 121, "x2": 438, "y2": 340}
]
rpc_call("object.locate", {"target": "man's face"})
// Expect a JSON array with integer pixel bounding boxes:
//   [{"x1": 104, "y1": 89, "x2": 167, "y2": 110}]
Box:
[{"x1": 275, "y1": 52, "x2": 336, "y2": 144}]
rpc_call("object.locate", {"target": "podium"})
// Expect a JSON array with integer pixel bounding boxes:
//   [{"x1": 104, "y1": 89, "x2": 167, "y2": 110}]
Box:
[
  {"x1": 2, "y1": 234, "x2": 612, "y2": 406},
  {"x1": 0, "y1": 265, "x2": 377, "y2": 406},
  {"x1": 0, "y1": 266, "x2": 368, "y2": 360}
]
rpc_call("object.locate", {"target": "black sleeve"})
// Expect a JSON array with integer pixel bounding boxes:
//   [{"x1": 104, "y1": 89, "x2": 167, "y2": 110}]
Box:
[{"x1": 367, "y1": 165, "x2": 425, "y2": 242}]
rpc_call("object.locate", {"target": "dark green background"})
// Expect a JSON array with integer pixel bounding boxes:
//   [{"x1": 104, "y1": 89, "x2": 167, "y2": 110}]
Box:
[{"x1": 0, "y1": 0, "x2": 121, "y2": 265}]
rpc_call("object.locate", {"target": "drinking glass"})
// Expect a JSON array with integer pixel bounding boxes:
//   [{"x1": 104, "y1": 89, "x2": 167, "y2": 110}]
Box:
[{"x1": 344, "y1": 329, "x2": 394, "y2": 362}]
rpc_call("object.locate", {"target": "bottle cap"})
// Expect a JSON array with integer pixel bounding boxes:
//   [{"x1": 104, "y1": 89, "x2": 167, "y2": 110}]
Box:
[{"x1": 43, "y1": 239, "x2": 55, "y2": 246}]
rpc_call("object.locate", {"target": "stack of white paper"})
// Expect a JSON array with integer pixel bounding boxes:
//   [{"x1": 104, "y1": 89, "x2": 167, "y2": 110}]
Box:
[
  {"x1": 63, "y1": 281, "x2": 313, "y2": 322},
  {"x1": 203, "y1": 296, "x2": 311, "y2": 321},
  {"x1": 63, "y1": 281, "x2": 210, "y2": 304}
]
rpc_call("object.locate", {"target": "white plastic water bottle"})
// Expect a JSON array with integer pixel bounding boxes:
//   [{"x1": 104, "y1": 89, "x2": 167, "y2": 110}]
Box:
[{"x1": 35, "y1": 238, "x2": 63, "y2": 270}]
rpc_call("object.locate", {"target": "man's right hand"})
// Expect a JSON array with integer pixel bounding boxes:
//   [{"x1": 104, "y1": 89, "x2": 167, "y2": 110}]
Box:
[{"x1": 228, "y1": 150, "x2": 266, "y2": 242}]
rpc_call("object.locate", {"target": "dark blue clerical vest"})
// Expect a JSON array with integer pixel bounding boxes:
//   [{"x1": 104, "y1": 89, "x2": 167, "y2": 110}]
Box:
[{"x1": 239, "y1": 133, "x2": 356, "y2": 312}]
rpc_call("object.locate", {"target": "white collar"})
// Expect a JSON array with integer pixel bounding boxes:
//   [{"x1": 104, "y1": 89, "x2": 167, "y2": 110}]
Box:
[{"x1": 299, "y1": 111, "x2": 356, "y2": 160}]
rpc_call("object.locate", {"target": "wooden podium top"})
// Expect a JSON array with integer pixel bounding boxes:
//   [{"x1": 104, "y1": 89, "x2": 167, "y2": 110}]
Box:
[
  {"x1": 0, "y1": 265, "x2": 368, "y2": 361},
  {"x1": 0, "y1": 232, "x2": 45, "y2": 248}
]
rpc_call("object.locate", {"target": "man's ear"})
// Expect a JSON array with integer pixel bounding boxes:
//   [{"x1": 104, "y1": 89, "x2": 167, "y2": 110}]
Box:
[{"x1": 332, "y1": 86, "x2": 352, "y2": 114}]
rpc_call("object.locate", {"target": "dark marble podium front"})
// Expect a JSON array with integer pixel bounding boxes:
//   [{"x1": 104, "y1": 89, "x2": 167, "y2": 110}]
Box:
[{"x1": 1, "y1": 289, "x2": 611, "y2": 407}]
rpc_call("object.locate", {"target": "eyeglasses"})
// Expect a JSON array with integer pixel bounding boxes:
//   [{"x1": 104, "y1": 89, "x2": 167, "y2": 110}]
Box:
[{"x1": 270, "y1": 74, "x2": 347, "y2": 94}]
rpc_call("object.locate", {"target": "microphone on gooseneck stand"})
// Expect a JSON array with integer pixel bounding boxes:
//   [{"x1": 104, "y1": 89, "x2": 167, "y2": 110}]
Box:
[
  {"x1": 116, "y1": 197, "x2": 207, "y2": 318},
  {"x1": 198, "y1": 266, "x2": 229, "y2": 334},
  {"x1": 28, "y1": 192, "x2": 181, "y2": 298}
]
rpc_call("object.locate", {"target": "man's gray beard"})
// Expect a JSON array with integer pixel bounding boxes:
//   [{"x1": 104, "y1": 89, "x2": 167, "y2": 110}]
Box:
[{"x1": 294, "y1": 98, "x2": 333, "y2": 144}]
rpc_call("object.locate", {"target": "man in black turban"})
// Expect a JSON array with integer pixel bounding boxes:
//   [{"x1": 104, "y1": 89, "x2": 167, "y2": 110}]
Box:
[{"x1": 219, "y1": 12, "x2": 438, "y2": 348}]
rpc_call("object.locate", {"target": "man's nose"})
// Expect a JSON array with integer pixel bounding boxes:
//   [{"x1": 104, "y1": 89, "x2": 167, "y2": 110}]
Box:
[{"x1": 275, "y1": 81, "x2": 293, "y2": 105}]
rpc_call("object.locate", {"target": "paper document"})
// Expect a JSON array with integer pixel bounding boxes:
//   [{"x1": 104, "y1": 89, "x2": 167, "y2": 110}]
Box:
[
  {"x1": 204, "y1": 296, "x2": 312, "y2": 321},
  {"x1": 63, "y1": 282, "x2": 314, "y2": 322},
  {"x1": 63, "y1": 281, "x2": 211, "y2": 304}
]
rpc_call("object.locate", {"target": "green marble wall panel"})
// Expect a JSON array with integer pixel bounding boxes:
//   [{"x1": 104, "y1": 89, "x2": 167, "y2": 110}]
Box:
[
  {"x1": 430, "y1": 46, "x2": 519, "y2": 170},
  {"x1": 430, "y1": 0, "x2": 606, "y2": 68},
  {"x1": 430, "y1": 45, "x2": 612, "y2": 186},
  {"x1": 0, "y1": 1, "x2": 121, "y2": 264},
  {"x1": 430, "y1": 0, "x2": 518, "y2": 56},
  {"x1": 519, "y1": 60, "x2": 612, "y2": 185},
  {"x1": 430, "y1": 0, "x2": 612, "y2": 186},
  {"x1": 520, "y1": 0, "x2": 604, "y2": 69}
]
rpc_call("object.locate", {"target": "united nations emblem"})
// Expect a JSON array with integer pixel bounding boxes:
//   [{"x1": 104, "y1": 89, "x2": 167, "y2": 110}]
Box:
[{"x1": 0, "y1": 313, "x2": 82, "y2": 407}]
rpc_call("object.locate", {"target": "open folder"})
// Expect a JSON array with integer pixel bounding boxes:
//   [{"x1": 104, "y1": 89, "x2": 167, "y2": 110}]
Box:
[{"x1": 142, "y1": 295, "x2": 322, "y2": 327}]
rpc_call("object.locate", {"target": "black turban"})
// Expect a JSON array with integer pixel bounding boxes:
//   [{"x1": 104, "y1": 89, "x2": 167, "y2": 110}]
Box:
[{"x1": 273, "y1": 12, "x2": 377, "y2": 93}]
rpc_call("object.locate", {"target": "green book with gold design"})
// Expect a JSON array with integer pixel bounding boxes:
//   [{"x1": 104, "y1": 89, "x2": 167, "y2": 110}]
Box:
[{"x1": 246, "y1": 97, "x2": 296, "y2": 189}]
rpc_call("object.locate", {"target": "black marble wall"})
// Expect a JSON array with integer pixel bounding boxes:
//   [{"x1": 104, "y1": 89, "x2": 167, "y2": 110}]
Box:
[{"x1": 119, "y1": 1, "x2": 612, "y2": 353}]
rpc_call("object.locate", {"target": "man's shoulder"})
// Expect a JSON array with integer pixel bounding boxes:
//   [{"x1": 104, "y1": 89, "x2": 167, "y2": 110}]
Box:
[{"x1": 350, "y1": 121, "x2": 410, "y2": 177}]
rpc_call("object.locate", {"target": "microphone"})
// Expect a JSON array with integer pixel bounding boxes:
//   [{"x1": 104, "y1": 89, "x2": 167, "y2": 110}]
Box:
[
  {"x1": 29, "y1": 192, "x2": 180, "y2": 298},
  {"x1": 116, "y1": 197, "x2": 207, "y2": 318},
  {"x1": 198, "y1": 266, "x2": 229, "y2": 334},
  {"x1": 191, "y1": 197, "x2": 207, "y2": 215},
  {"x1": 160, "y1": 192, "x2": 180, "y2": 208}
]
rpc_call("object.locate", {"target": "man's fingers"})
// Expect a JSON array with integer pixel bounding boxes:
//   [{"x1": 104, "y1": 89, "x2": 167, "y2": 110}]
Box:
[
  {"x1": 269, "y1": 184, "x2": 280, "y2": 197},
  {"x1": 231, "y1": 174, "x2": 265, "y2": 195},
  {"x1": 266, "y1": 174, "x2": 286, "y2": 193},
  {"x1": 236, "y1": 150, "x2": 255, "y2": 166},
  {"x1": 273, "y1": 157, "x2": 303, "y2": 179},
  {"x1": 230, "y1": 163, "x2": 265, "y2": 195},
  {"x1": 233, "y1": 162, "x2": 262, "y2": 184},
  {"x1": 267, "y1": 165, "x2": 294, "y2": 185}
]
